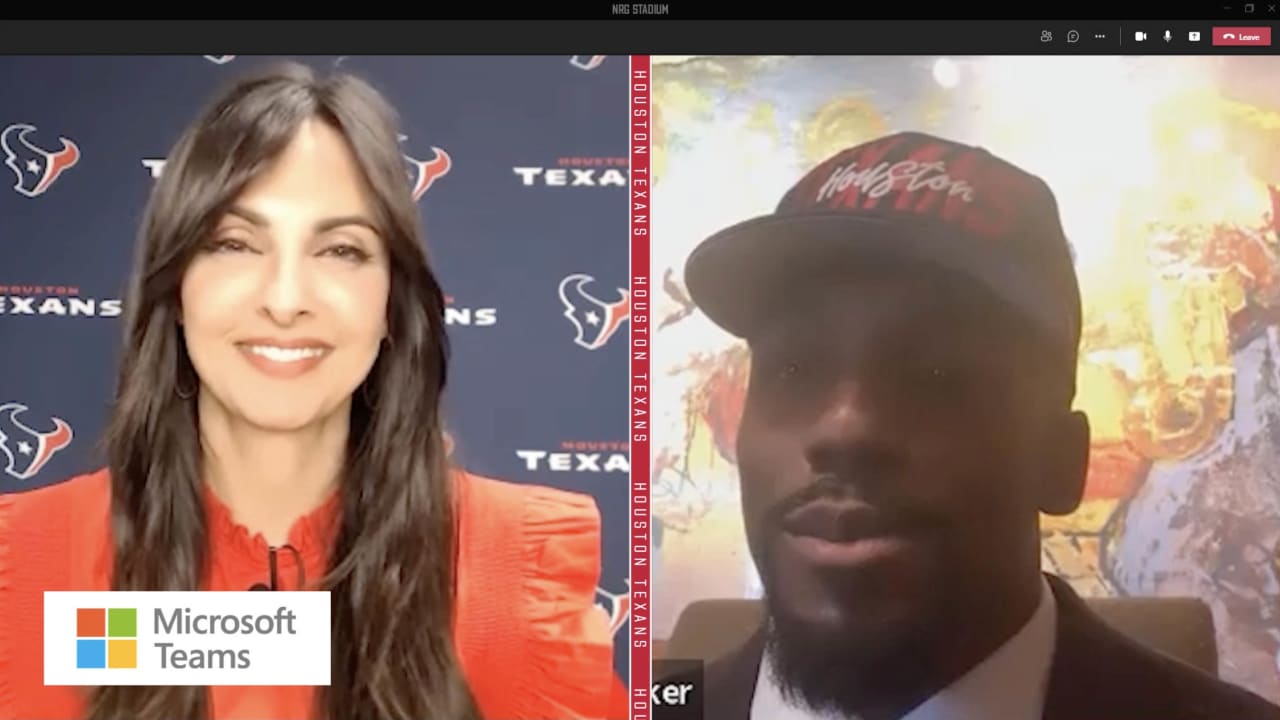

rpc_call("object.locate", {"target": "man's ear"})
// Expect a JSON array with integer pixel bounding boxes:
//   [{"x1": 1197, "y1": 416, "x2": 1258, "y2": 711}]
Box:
[{"x1": 1038, "y1": 410, "x2": 1091, "y2": 516}]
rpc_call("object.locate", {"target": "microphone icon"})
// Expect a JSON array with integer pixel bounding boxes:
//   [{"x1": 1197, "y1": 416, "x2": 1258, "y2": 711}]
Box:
[{"x1": 1164, "y1": 30, "x2": 1172, "y2": 41}]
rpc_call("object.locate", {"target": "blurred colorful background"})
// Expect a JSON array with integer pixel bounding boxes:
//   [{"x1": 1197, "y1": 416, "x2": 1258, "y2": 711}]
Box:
[{"x1": 651, "y1": 55, "x2": 1280, "y2": 701}]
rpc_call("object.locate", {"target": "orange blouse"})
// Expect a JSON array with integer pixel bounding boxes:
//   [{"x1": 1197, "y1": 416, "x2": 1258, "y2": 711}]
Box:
[{"x1": 0, "y1": 468, "x2": 630, "y2": 719}]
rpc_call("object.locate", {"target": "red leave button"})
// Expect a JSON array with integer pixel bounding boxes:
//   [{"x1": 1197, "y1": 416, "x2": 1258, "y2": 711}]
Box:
[{"x1": 1212, "y1": 26, "x2": 1272, "y2": 45}]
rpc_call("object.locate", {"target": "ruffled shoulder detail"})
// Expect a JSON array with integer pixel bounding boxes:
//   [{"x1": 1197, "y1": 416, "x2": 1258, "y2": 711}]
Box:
[
  {"x1": 0, "y1": 468, "x2": 113, "y2": 720},
  {"x1": 453, "y1": 470, "x2": 627, "y2": 719},
  {"x1": 0, "y1": 489, "x2": 14, "y2": 718}
]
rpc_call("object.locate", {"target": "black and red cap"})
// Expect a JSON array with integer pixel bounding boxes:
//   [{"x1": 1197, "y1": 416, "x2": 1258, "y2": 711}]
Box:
[{"x1": 683, "y1": 131, "x2": 1083, "y2": 357}]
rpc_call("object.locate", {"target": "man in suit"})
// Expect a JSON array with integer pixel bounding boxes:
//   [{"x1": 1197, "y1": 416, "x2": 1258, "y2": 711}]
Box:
[{"x1": 675, "y1": 131, "x2": 1280, "y2": 720}]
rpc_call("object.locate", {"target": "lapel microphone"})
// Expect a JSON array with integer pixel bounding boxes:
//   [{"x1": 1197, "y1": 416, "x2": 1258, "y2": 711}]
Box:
[{"x1": 247, "y1": 544, "x2": 305, "y2": 591}]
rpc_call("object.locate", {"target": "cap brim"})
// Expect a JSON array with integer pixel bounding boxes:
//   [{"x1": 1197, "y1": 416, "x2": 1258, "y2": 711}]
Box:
[{"x1": 683, "y1": 211, "x2": 1072, "y2": 349}]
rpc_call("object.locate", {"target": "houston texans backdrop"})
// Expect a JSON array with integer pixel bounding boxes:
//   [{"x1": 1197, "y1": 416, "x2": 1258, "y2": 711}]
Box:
[{"x1": 0, "y1": 55, "x2": 631, "y2": 679}]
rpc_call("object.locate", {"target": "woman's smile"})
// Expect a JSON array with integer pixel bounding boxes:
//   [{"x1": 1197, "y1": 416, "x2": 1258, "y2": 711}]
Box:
[{"x1": 235, "y1": 338, "x2": 334, "y2": 379}]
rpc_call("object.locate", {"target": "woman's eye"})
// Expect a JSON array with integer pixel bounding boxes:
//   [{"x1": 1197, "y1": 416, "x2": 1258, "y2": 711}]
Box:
[
  {"x1": 206, "y1": 237, "x2": 252, "y2": 253},
  {"x1": 323, "y1": 244, "x2": 371, "y2": 263}
]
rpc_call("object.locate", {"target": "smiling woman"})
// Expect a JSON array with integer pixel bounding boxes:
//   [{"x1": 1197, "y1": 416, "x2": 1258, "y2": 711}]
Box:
[
  {"x1": 0, "y1": 61, "x2": 627, "y2": 720},
  {"x1": 178, "y1": 116, "x2": 396, "y2": 481}
]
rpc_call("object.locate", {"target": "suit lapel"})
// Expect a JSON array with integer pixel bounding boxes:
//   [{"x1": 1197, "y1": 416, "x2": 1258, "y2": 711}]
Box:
[
  {"x1": 704, "y1": 575, "x2": 1126, "y2": 720},
  {"x1": 703, "y1": 628, "x2": 767, "y2": 720},
  {"x1": 1041, "y1": 573, "x2": 1123, "y2": 720}
]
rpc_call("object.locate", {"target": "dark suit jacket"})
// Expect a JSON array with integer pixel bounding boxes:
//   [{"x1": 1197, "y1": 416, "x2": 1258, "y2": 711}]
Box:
[{"x1": 661, "y1": 573, "x2": 1280, "y2": 720}]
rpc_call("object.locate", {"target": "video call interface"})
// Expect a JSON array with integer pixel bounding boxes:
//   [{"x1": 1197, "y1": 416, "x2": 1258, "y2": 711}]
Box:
[{"x1": 3, "y1": 11, "x2": 1280, "y2": 720}]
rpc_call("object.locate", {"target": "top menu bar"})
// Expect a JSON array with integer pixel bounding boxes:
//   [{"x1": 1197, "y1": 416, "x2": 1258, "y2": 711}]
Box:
[
  {"x1": 4, "y1": 2, "x2": 1280, "y2": 21},
  {"x1": 0, "y1": 19, "x2": 1276, "y2": 54}
]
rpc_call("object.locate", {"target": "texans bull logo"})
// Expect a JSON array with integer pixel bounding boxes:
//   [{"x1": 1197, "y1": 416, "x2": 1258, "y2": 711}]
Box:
[
  {"x1": 558, "y1": 274, "x2": 630, "y2": 350},
  {"x1": 594, "y1": 584, "x2": 631, "y2": 636},
  {"x1": 404, "y1": 146, "x2": 452, "y2": 201},
  {"x1": 0, "y1": 403, "x2": 74, "y2": 481},
  {"x1": 2, "y1": 123, "x2": 81, "y2": 198},
  {"x1": 570, "y1": 55, "x2": 607, "y2": 71}
]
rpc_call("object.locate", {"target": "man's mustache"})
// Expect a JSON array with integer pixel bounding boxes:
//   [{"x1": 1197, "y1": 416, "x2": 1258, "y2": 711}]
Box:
[{"x1": 761, "y1": 472, "x2": 945, "y2": 534}]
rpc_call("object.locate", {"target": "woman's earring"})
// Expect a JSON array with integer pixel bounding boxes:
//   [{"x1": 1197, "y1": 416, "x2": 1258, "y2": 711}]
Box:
[
  {"x1": 175, "y1": 374, "x2": 197, "y2": 400},
  {"x1": 175, "y1": 360, "x2": 197, "y2": 400}
]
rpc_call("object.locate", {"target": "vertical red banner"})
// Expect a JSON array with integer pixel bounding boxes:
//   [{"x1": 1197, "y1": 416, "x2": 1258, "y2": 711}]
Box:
[{"x1": 628, "y1": 54, "x2": 652, "y2": 720}]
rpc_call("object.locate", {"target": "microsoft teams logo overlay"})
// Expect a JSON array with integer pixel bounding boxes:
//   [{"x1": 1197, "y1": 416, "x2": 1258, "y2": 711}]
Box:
[
  {"x1": 45, "y1": 591, "x2": 331, "y2": 686},
  {"x1": 76, "y1": 607, "x2": 137, "y2": 669}
]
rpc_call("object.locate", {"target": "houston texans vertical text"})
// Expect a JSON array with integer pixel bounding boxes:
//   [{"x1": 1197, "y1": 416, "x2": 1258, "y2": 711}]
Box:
[{"x1": 629, "y1": 54, "x2": 652, "y2": 720}]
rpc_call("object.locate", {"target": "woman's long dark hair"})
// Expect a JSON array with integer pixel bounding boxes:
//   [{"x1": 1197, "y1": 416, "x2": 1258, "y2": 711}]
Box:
[{"x1": 88, "y1": 61, "x2": 480, "y2": 720}]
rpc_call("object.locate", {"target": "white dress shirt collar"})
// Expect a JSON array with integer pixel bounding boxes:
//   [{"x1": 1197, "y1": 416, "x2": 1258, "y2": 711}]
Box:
[{"x1": 750, "y1": 576, "x2": 1058, "y2": 720}]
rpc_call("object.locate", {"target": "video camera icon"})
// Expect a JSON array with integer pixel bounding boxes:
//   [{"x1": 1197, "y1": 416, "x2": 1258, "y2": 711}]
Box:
[{"x1": 1134, "y1": 31, "x2": 1147, "y2": 41}]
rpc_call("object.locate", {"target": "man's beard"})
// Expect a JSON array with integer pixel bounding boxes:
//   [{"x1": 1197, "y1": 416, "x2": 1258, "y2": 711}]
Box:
[{"x1": 760, "y1": 579, "x2": 945, "y2": 718}]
